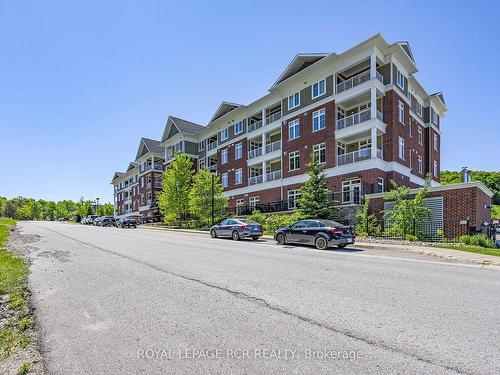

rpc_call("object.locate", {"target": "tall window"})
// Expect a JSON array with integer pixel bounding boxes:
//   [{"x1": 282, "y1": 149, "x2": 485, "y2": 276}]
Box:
[
  {"x1": 418, "y1": 127, "x2": 423, "y2": 145},
  {"x1": 416, "y1": 101, "x2": 423, "y2": 116},
  {"x1": 432, "y1": 109, "x2": 439, "y2": 125},
  {"x1": 221, "y1": 149, "x2": 228, "y2": 164},
  {"x1": 396, "y1": 70, "x2": 405, "y2": 90},
  {"x1": 312, "y1": 108, "x2": 325, "y2": 131},
  {"x1": 287, "y1": 190, "x2": 301, "y2": 209},
  {"x1": 235, "y1": 168, "x2": 243, "y2": 184},
  {"x1": 220, "y1": 128, "x2": 228, "y2": 141},
  {"x1": 418, "y1": 155, "x2": 423, "y2": 173},
  {"x1": 289, "y1": 151, "x2": 300, "y2": 171},
  {"x1": 221, "y1": 172, "x2": 228, "y2": 187},
  {"x1": 313, "y1": 143, "x2": 326, "y2": 164},
  {"x1": 198, "y1": 158, "x2": 205, "y2": 170},
  {"x1": 249, "y1": 196, "x2": 260, "y2": 210},
  {"x1": 199, "y1": 140, "x2": 205, "y2": 151},
  {"x1": 433, "y1": 133, "x2": 438, "y2": 150},
  {"x1": 434, "y1": 160, "x2": 438, "y2": 177},
  {"x1": 311, "y1": 79, "x2": 325, "y2": 99},
  {"x1": 288, "y1": 92, "x2": 300, "y2": 109},
  {"x1": 234, "y1": 120, "x2": 243, "y2": 134},
  {"x1": 235, "y1": 143, "x2": 242, "y2": 159},
  {"x1": 377, "y1": 177, "x2": 384, "y2": 193},
  {"x1": 398, "y1": 101, "x2": 405, "y2": 124},
  {"x1": 409, "y1": 118, "x2": 413, "y2": 137},
  {"x1": 288, "y1": 119, "x2": 300, "y2": 140},
  {"x1": 398, "y1": 137, "x2": 405, "y2": 160}
]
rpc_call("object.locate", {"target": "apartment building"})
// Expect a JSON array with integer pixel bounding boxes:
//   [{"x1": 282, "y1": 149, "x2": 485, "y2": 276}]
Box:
[{"x1": 112, "y1": 34, "x2": 447, "y2": 218}]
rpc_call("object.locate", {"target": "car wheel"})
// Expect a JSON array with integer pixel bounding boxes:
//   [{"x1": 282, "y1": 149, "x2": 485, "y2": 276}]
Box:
[
  {"x1": 337, "y1": 243, "x2": 347, "y2": 249},
  {"x1": 210, "y1": 229, "x2": 217, "y2": 238},
  {"x1": 232, "y1": 230, "x2": 240, "y2": 241},
  {"x1": 315, "y1": 237, "x2": 328, "y2": 250},
  {"x1": 276, "y1": 233, "x2": 286, "y2": 245}
]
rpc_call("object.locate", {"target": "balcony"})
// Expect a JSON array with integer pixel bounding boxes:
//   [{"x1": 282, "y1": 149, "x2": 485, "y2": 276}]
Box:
[
  {"x1": 336, "y1": 70, "x2": 370, "y2": 94},
  {"x1": 208, "y1": 142, "x2": 217, "y2": 151},
  {"x1": 266, "y1": 170, "x2": 281, "y2": 181},
  {"x1": 248, "y1": 120, "x2": 263, "y2": 133},
  {"x1": 265, "y1": 112, "x2": 281, "y2": 125},
  {"x1": 248, "y1": 147, "x2": 263, "y2": 159},
  {"x1": 154, "y1": 181, "x2": 162, "y2": 188},
  {"x1": 249, "y1": 175, "x2": 263, "y2": 185},
  {"x1": 265, "y1": 140, "x2": 281, "y2": 154},
  {"x1": 337, "y1": 148, "x2": 383, "y2": 166},
  {"x1": 376, "y1": 71, "x2": 384, "y2": 83}
]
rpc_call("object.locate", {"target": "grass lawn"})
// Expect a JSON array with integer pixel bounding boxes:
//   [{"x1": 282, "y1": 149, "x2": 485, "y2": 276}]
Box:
[
  {"x1": 436, "y1": 245, "x2": 500, "y2": 257},
  {"x1": 0, "y1": 217, "x2": 34, "y2": 360}
]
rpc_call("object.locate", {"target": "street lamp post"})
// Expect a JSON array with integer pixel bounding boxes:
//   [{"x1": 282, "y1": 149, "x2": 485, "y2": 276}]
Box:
[
  {"x1": 96, "y1": 197, "x2": 100, "y2": 215},
  {"x1": 211, "y1": 173, "x2": 215, "y2": 226}
]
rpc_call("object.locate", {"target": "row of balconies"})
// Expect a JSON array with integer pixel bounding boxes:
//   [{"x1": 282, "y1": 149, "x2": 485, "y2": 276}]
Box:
[{"x1": 248, "y1": 140, "x2": 281, "y2": 159}]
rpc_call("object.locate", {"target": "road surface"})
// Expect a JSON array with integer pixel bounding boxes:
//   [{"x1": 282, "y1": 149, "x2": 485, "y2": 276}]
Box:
[{"x1": 17, "y1": 221, "x2": 500, "y2": 374}]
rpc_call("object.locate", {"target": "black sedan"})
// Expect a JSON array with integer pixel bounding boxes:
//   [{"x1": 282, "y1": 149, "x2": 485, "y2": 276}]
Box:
[
  {"x1": 99, "y1": 216, "x2": 116, "y2": 227},
  {"x1": 274, "y1": 219, "x2": 355, "y2": 250},
  {"x1": 210, "y1": 219, "x2": 263, "y2": 241},
  {"x1": 116, "y1": 216, "x2": 138, "y2": 228}
]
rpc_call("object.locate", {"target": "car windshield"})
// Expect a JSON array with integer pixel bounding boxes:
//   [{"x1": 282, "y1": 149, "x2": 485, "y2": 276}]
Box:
[
  {"x1": 318, "y1": 220, "x2": 345, "y2": 228},
  {"x1": 239, "y1": 220, "x2": 260, "y2": 225}
]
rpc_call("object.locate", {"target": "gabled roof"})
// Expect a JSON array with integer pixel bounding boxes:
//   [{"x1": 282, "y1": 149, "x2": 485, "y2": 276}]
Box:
[
  {"x1": 271, "y1": 53, "x2": 330, "y2": 88},
  {"x1": 431, "y1": 91, "x2": 446, "y2": 106},
  {"x1": 126, "y1": 162, "x2": 138, "y2": 172},
  {"x1": 397, "y1": 41, "x2": 415, "y2": 63},
  {"x1": 209, "y1": 101, "x2": 242, "y2": 123},
  {"x1": 160, "y1": 116, "x2": 205, "y2": 143},
  {"x1": 111, "y1": 172, "x2": 124, "y2": 182},
  {"x1": 135, "y1": 138, "x2": 163, "y2": 160}
]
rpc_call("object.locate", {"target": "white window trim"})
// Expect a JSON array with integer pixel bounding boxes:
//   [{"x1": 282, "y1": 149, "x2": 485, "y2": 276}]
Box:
[
  {"x1": 418, "y1": 155, "x2": 423, "y2": 174},
  {"x1": 287, "y1": 190, "x2": 301, "y2": 209},
  {"x1": 398, "y1": 137, "x2": 405, "y2": 160},
  {"x1": 396, "y1": 70, "x2": 405, "y2": 90},
  {"x1": 288, "y1": 119, "x2": 300, "y2": 140},
  {"x1": 234, "y1": 121, "x2": 243, "y2": 135},
  {"x1": 220, "y1": 128, "x2": 229, "y2": 141},
  {"x1": 398, "y1": 101, "x2": 405, "y2": 124},
  {"x1": 289, "y1": 151, "x2": 300, "y2": 171},
  {"x1": 313, "y1": 143, "x2": 326, "y2": 164},
  {"x1": 433, "y1": 134, "x2": 438, "y2": 151},
  {"x1": 221, "y1": 149, "x2": 228, "y2": 164},
  {"x1": 312, "y1": 108, "x2": 326, "y2": 132},
  {"x1": 221, "y1": 172, "x2": 228, "y2": 187},
  {"x1": 434, "y1": 160, "x2": 438, "y2": 177},
  {"x1": 311, "y1": 79, "x2": 326, "y2": 99},
  {"x1": 418, "y1": 127, "x2": 423, "y2": 145},
  {"x1": 235, "y1": 143, "x2": 242, "y2": 159},
  {"x1": 288, "y1": 92, "x2": 300, "y2": 110},
  {"x1": 235, "y1": 168, "x2": 243, "y2": 184}
]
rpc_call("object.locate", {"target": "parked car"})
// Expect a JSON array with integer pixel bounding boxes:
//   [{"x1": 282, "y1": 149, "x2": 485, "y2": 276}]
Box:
[
  {"x1": 274, "y1": 219, "x2": 355, "y2": 250},
  {"x1": 85, "y1": 215, "x2": 99, "y2": 225},
  {"x1": 210, "y1": 219, "x2": 263, "y2": 241},
  {"x1": 99, "y1": 216, "x2": 116, "y2": 227},
  {"x1": 116, "y1": 216, "x2": 138, "y2": 228},
  {"x1": 93, "y1": 217, "x2": 103, "y2": 226}
]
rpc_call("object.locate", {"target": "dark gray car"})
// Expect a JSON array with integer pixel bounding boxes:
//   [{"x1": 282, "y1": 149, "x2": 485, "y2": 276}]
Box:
[{"x1": 210, "y1": 219, "x2": 263, "y2": 241}]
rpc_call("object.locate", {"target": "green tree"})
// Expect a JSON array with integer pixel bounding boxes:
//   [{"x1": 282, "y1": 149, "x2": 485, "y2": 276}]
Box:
[
  {"x1": 355, "y1": 197, "x2": 381, "y2": 236},
  {"x1": 0, "y1": 197, "x2": 6, "y2": 215},
  {"x1": 441, "y1": 170, "x2": 500, "y2": 204},
  {"x1": 296, "y1": 153, "x2": 337, "y2": 219},
  {"x1": 159, "y1": 153, "x2": 193, "y2": 226},
  {"x1": 188, "y1": 168, "x2": 227, "y2": 227},
  {"x1": 3, "y1": 200, "x2": 17, "y2": 218},
  {"x1": 97, "y1": 203, "x2": 114, "y2": 216},
  {"x1": 384, "y1": 178, "x2": 431, "y2": 240}
]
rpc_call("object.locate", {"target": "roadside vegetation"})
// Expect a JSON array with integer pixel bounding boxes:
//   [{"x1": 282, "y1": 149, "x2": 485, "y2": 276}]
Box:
[
  {"x1": 0, "y1": 196, "x2": 114, "y2": 221},
  {"x1": 0, "y1": 217, "x2": 35, "y2": 361}
]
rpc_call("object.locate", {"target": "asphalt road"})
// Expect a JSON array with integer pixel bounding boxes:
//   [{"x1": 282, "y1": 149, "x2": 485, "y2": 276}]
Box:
[{"x1": 18, "y1": 221, "x2": 500, "y2": 375}]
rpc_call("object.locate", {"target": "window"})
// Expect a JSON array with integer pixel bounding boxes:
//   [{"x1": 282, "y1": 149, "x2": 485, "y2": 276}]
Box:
[
  {"x1": 220, "y1": 128, "x2": 228, "y2": 141},
  {"x1": 235, "y1": 168, "x2": 243, "y2": 184},
  {"x1": 416, "y1": 101, "x2": 423, "y2": 116},
  {"x1": 221, "y1": 172, "x2": 228, "y2": 187},
  {"x1": 236, "y1": 199, "x2": 245, "y2": 215},
  {"x1": 221, "y1": 149, "x2": 228, "y2": 164},
  {"x1": 398, "y1": 137, "x2": 405, "y2": 160},
  {"x1": 434, "y1": 160, "x2": 438, "y2": 177},
  {"x1": 198, "y1": 158, "x2": 205, "y2": 170},
  {"x1": 288, "y1": 119, "x2": 300, "y2": 140},
  {"x1": 432, "y1": 109, "x2": 439, "y2": 125},
  {"x1": 433, "y1": 134, "x2": 438, "y2": 151},
  {"x1": 234, "y1": 120, "x2": 243, "y2": 134},
  {"x1": 396, "y1": 69, "x2": 405, "y2": 90},
  {"x1": 311, "y1": 79, "x2": 325, "y2": 99},
  {"x1": 289, "y1": 151, "x2": 300, "y2": 171},
  {"x1": 147, "y1": 175, "x2": 152, "y2": 184},
  {"x1": 199, "y1": 140, "x2": 205, "y2": 151},
  {"x1": 287, "y1": 190, "x2": 301, "y2": 209},
  {"x1": 418, "y1": 127, "x2": 423, "y2": 145},
  {"x1": 398, "y1": 101, "x2": 405, "y2": 124},
  {"x1": 312, "y1": 108, "x2": 325, "y2": 131},
  {"x1": 140, "y1": 177, "x2": 144, "y2": 188},
  {"x1": 377, "y1": 177, "x2": 384, "y2": 193},
  {"x1": 418, "y1": 155, "x2": 423, "y2": 173},
  {"x1": 409, "y1": 119, "x2": 413, "y2": 137},
  {"x1": 313, "y1": 143, "x2": 326, "y2": 164},
  {"x1": 288, "y1": 92, "x2": 300, "y2": 109},
  {"x1": 235, "y1": 143, "x2": 242, "y2": 159},
  {"x1": 249, "y1": 196, "x2": 260, "y2": 210},
  {"x1": 342, "y1": 179, "x2": 361, "y2": 204}
]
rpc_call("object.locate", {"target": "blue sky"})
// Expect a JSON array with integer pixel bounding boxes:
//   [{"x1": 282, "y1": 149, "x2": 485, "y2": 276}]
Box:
[{"x1": 0, "y1": 0, "x2": 498, "y2": 202}]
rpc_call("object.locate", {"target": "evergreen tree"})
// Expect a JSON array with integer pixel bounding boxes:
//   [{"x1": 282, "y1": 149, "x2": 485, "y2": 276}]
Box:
[
  {"x1": 189, "y1": 167, "x2": 228, "y2": 227},
  {"x1": 158, "y1": 153, "x2": 193, "y2": 226},
  {"x1": 296, "y1": 153, "x2": 336, "y2": 219}
]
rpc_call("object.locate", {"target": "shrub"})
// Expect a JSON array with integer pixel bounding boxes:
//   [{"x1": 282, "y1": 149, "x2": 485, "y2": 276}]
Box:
[
  {"x1": 458, "y1": 234, "x2": 495, "y2": 248},
  {"x1": 246, "y1": 211, "x2": 267, "y2": 226},
  {"x1": 405, "y1": 234, "x2": 418, "y2": 241},
  {"x1": 264, "y1": 211, "x2": 304, "y2": 232}
]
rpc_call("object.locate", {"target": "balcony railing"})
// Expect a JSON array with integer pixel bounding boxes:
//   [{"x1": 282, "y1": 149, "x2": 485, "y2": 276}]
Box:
[
  {"x1": 249, "y1": 175, "x2": 263, "y2": 185},
  {"x1": 336, "y1": 109, "x2": 370, "y2": 130},
  {"x1": 154, "y1": 182, "x2": 162, "y2": 188},
  {"x1": 209, "y1": 164, "x2": 217, "y2": 172},
  {"x1": 266, "y1": 170, "x2": 282, "y2": 181},
  {"x1": 208, "y1": 142, "x2": 217, "y2": 151},
  {"x1": 265, "y1": 112, "x2": 282, "y2": 125},
  {"x1": 336, "y1": 70, "x2": 370, "y2": 94},
  {"x1": 248, "y1": 120, "x2": 263, "y2": 133},
  {"x1": 337, "y1": 148, "x2": 383, "y2": 166},
  {"x1": 376, "y1": 71, "x2": 384, "y2": 83},
  {"x1": 265, "y1": 140, "x2": 281, "y2": 153},
  {"x1": 248, "y1": 147, "x2": 263, "y2": 159}
]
